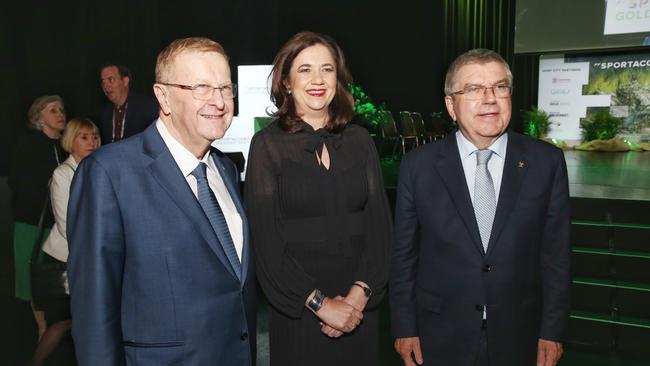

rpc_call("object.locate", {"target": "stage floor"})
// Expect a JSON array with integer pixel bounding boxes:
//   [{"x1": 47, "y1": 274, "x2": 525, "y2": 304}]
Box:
[{"x1": 565, "y1": 150, "x2": 650, "y2": 201}]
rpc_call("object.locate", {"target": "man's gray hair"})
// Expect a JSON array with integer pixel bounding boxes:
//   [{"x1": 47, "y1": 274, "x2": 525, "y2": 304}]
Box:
[{"x1": 444, "y1": 48, "x2": 513, "y2": 96}]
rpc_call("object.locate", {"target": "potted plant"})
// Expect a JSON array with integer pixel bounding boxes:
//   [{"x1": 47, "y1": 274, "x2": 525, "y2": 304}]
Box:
[
  {"x1": 579, "y1": 110, "x2": 623, "y2": 142},
  {"x1": 522, "y1": 106, "x2": 551, "y2": 138}
]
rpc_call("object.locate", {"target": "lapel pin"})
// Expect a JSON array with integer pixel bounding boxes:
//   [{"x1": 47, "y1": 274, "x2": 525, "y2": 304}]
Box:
[{"x1": 517, "y1": 160, "x2": 526, "y2": 168}]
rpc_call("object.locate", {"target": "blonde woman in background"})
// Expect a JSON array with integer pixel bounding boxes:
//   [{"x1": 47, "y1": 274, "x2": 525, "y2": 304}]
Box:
[{"x1": 30, "y1": 117, "x2": 100, "y2": 366}]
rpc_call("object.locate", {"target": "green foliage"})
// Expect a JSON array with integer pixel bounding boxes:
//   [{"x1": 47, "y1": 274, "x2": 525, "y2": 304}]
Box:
[
  {"x1": 522, "y1": 106, "x2": 551, "y2": 138},
  {"x1": 580, "y1": 110, "x2": 623, "y2": 142},
  {"x1": 349, "y1": 82, "x2": 386, "y2": 127},
  {"x1": 586, "y1": 65, "x2": 650, "y2": 94},
  {"x1": 611, "y1": 77, "x2": 650, "y2": 132}
]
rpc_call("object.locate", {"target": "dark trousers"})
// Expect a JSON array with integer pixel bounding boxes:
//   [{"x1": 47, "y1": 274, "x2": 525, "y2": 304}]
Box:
[{"x1": 475, "y1": 320, "x2": 489, "y2": 366}]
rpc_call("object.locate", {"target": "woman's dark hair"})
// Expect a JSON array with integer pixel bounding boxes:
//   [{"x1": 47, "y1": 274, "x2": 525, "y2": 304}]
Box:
[{"x1": 269, "y1": 31, "x2": 354, "y2": 133}]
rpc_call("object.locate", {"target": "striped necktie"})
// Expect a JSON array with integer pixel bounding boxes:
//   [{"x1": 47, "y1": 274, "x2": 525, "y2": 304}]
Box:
[{"x1": 191, "y1": 162, "x2": 241, "y2": 280}]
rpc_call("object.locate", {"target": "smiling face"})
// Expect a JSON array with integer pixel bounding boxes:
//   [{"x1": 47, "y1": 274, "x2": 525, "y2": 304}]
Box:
[
  {"x1": 71, "y1": 127, "x2": 99, "y2": 162},
  {"x1": 154, "y1": 50, "x2": 233, "y2": 158},
  {"x1": 40, "y1": 101, "x2": 66, "y2": 137},
  {"x1": 285, "y1": 44, "x2": 337, "y2": 128},
  {"x1": 444, "y1": 61, "x2": 511, "y2": 149}
]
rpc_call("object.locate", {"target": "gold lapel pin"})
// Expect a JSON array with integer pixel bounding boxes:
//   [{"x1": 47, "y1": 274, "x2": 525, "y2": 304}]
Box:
[{"x1": 517, "y1": 160, "x2": 526, "y2": 168}]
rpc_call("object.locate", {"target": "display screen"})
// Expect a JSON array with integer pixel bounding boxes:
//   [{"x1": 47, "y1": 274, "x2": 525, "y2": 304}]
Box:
[{"x1": 515, "y1": 0, "x2": 650, "y2": 54}]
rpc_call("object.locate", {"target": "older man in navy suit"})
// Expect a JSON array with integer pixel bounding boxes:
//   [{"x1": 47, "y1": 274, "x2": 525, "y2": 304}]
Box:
[
  {"x1": 390, "y1": 49, "x2": 570, "y2": 366},
  {"x1": 68, "y1": 37, "x2": 255, "y2": 365}
]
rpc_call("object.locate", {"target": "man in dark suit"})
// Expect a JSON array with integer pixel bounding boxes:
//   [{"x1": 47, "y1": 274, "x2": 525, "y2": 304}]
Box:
[
  {"x1": 390, "y1": 49, "x2": 570, "y2": 366},
  {"x1": 68, "y1": 37, "x2": 255, "y2": 365},
  {"x1": 99, "y1": 63, "x2": 159, "y2": 143}
]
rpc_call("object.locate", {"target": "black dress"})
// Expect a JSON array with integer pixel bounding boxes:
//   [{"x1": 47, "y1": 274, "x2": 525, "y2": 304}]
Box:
[{"x1": 245, "y1": 120, "x2": 392, "y2": 366}]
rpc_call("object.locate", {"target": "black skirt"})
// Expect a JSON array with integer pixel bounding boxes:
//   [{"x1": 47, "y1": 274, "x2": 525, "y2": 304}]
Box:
[{"x1": 40, "y1": 253, "x2": 71, "y2": 324}]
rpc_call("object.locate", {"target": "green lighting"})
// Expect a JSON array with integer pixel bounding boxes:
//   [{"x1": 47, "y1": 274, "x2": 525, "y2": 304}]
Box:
[{"x1": 348, "y1": 82, "x2": 386, "y2": 127}]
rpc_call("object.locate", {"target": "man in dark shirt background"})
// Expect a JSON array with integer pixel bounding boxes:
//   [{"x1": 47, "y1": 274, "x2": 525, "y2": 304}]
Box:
[{"x1": 99, "y1": 63, "x2": 158, "y2": 143}]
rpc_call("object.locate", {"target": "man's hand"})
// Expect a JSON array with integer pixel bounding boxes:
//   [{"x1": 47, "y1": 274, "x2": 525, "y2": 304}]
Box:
[
  {"x1": 537, "y1": 339, "x2": 563, "y2": 366},
  {"x1": 395, "y1": 337, "x2": 423, "y2": 366}
]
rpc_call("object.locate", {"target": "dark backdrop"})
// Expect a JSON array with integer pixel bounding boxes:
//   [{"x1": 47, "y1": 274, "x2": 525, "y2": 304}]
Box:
[
  {"x1": 0, "y1": 0, "x2": 538, "y2": 362},
  {"x1": 1, "y1": 0, "x2": 538, "y2": 175}
]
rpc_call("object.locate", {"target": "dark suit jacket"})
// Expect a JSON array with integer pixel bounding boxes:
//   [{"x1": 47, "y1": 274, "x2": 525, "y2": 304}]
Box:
[
  {"x1": 100, "y1": 92, "x2": 159, "y2": 143},
  {"x1": 390, "y1": 131, "x2": 570, "y2": 365},
  {"x1": 67, "y1": 124, "x2": 256, "y2": 365}
]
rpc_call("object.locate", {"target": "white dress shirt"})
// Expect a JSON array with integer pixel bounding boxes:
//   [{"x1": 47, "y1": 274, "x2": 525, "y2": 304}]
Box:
[
  {"x1": 42, "y1": 155, "x2": 78, "y2": 262},
  {"x1": 156, "y1": 119, "x2": 243, "y2": 260},
  {"x1": 456, "y1": 130, "x2": 507, "y2": 319},
  {"x1": 456, "y1": 130, "x2": 508, "y2": 205}
]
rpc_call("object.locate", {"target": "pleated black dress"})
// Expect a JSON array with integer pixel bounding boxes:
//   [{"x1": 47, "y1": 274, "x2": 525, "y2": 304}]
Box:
[{"x1": 245, "y1": 120, "x2": 393, "y2": 366}]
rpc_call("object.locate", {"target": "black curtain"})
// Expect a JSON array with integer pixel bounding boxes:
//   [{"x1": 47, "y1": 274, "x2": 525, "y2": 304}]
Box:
[
  {"x1": 442, "y1": 0, "x2": 539, "y2": 133},
  {"x1": 1, "y1": 0, "x2": 537, "y2": 174}
]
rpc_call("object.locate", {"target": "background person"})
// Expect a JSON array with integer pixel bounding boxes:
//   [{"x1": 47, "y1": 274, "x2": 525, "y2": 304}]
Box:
[
  {"x1": 99, "y1": 63, "x2": 159, "y2": 143},
  {"x1": 8, "y1": 95, "x2": 67, "y2": 342},
  {"x1": 246, "y1": 31, "x2": 393, "y2": 366},
  {"x1": 30, "y1": 117, "x2": 100, "y2": 366}
]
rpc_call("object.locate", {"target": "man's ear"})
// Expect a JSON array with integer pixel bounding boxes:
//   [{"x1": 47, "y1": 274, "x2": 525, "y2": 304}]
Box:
[
  {"x1": 153, "y1": 84, "x2": 172, "y2": 116},
  {"x1": 444, "y1": 96, "x2": 457, "y2": 122},
  {"x1": 123, "y1": 76, "x2": 130, "y2": 88}
]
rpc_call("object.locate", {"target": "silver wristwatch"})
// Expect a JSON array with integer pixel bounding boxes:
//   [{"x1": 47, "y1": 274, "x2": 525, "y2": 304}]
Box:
[{"x1": 307, "y1": 289, "x2": 325, "y2": 312}]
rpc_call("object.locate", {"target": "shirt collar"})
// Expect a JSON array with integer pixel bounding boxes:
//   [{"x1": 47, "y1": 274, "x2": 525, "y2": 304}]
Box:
[
  {"x1": 456, "y1": 130, "x2": 508, "y2": 159},
  {"x1": 156, "y1": 119, "x2": 214, "y2": 177},
  {"x1": 65, "y1": 154, "x2": 79, "y2": 169}
]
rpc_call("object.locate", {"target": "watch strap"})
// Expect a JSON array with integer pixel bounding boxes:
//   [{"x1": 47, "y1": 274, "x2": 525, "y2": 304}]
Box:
[
  {"x1": 307, "y1": 289, "x2": 325, "y2": 312},
  {"x1": 353, "y1": 283, "x2": 372, "y2": 298}
]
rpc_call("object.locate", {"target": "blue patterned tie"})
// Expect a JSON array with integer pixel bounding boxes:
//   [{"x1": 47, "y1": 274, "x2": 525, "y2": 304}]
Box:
[
  {"x1": 191, "y1": 162, "x2": 241, "y2": 280},
  {"x1": 474, "y1": 150, "x2": 496, "y2": 252}
]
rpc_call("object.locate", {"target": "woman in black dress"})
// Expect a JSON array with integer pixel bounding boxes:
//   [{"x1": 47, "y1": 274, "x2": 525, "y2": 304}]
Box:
[
  {"x1": 9, "y1": 95, "x2": 67, "y2": 341},
  {"x1": 246, "y1": 31, "x2": 393, "y2": 365}
]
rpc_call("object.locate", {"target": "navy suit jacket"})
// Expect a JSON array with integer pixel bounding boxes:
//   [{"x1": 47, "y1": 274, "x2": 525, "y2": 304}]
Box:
[
  {"x1": 390, "y1": 131, "x2": 571, "y2": 365},
  {"x1": 67, "y1": 124, "x2": 256, "y2": 365},
  {"x1": 100, "y1": 92, "x2": 159, "y2": 144}
]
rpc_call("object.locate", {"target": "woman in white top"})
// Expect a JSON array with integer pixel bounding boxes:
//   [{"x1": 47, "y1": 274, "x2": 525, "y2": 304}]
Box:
[{"x1": 31, "y1": 117, "x2": 100, "y2": 366}]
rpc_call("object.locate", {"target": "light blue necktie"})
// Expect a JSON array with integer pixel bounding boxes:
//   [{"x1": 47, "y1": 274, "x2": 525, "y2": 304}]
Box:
[
  {"x1": 191, "y1": 162, "x2": 241, "y2": 280},
  {"x1": 474, "y1": 150, "x2": 496, "y2": 253}
]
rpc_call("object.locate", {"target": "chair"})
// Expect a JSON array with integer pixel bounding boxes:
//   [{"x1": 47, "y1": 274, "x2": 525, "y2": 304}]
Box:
[
  {"x1": 378, "y1": 110, "x2": 401, "y2": 157},
  {"x1": 399, "y1": 111, "x2": 420, "y2": 152},
  {"x1": 410, "y1": 112, "x2": 427, "y2": 143},
  {"x1": 426, "y1": 114, "x2": 449, "y2": 141}
]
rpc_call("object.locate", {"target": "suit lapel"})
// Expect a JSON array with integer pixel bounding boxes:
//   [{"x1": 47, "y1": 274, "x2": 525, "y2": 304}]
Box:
[
  {"x1": 435, "y1": 135, "x2": 485, "y2": 255},
  {"x1": 211, "y1": 150, "x2": 250, "y2": 286},
  {"x1": 141, "y1": 126, "x2": 238, "y2": 280},
  {"x1": 486, "y1": 132, "x2": 527, "y2": 256}
]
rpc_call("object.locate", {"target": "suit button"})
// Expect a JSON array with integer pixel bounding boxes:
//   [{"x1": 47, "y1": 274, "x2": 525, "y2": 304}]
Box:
[
  {"x1": 475, "y1": 304, "x2": 484, "y2": 312},
  {"x1": 483, "y1": 265, "x2": 491, "y2": 272},
  {"x1": 240, "y1": 332, "x2": 248, "y2": 341}
]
